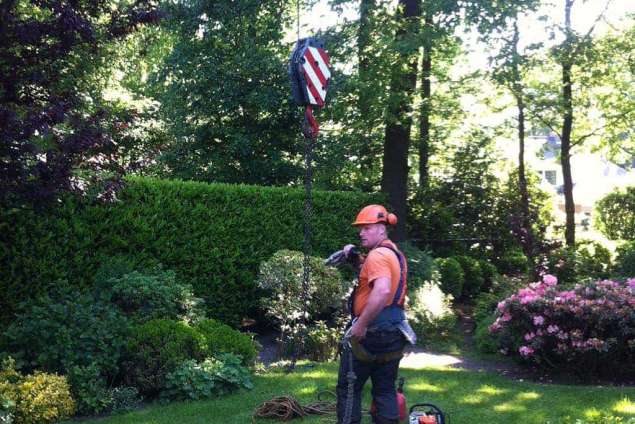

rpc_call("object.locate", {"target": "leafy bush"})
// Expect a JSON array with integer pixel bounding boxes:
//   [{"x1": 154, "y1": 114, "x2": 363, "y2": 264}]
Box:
[
  {"x1": 0, "y1": 177, "x2": 382, "y2": 326},
  {"x1": 195, "y1": 319, "x2": 258, "y2": 366},
  {"x1": 67, "y1": 364, "x2": 111, "y2": 416},
  {"x1": 304, "y1": 320, "x2": 344, "y2": 362},
  {"x1": 544, "y1": 240, "x2": 612, "y2": 284},
  {"x1": 615, "y1": 241, "x2": 635, "y2": 278},
  {"x1": 396, "y1": 242, "x2": 435, "y2": 290},
  {"x1": 433, "y1": 257, "x2": 464, "y2": 299},
  {"x1": 123, "y1": 319, "x2": 207, "y2": 395},
  {"x1": 490, "y1": 275, "x2": 635, "y2": 378},
  {"x1": 2, "y1": 290, "x2": 130, "y2": 378},
  {"x1": 257, "y1": 250, "x2": 346, "y2": 348},
  {"x1": 98, "y1": 267, "x2": 204, "y2": 324},
  {"x1": 495, "y1": 249, "x2": 529, "y2": 275},
  {"x1": 596, "y1": 186, "x2": 635, "y2": 240},
  {"x1": 478, "y1": 260, "x2": 498, "y2": 292},
  {"x1": 0, "y1": 358, "x2": 75, "y2": 424},
  {"x1": 160, "y1": 354, "x2": 253, "y2": 401},
  {"x1": 108, "y1": 386, "x2": 140, "y2": 414},
  {"x1": 407, "y1": 276, "x2": 457, "y2": 345},
  {"x1": 454, "y1": 255, "x2": 484, "y2": 298}
]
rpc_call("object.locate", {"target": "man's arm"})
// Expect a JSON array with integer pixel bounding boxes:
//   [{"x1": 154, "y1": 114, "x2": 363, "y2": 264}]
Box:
[{"x1": 349, "y1": 277, "x2": 391, "y2": 341}]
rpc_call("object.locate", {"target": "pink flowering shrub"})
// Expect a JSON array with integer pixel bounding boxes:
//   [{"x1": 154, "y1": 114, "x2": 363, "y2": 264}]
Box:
[{"x1": 490, "y1": 274, "x2": 635, "y2": 377}]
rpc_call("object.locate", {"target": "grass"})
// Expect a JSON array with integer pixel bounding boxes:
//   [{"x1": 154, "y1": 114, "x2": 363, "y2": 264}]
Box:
[{"x1": 71, "y1": 361, "x2": 635, "y2": 424}]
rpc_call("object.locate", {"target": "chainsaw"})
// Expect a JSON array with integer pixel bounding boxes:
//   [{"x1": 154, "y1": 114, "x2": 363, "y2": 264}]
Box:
[{"x1": 408, "y1": 403, "x2": 446, "y2": 424}]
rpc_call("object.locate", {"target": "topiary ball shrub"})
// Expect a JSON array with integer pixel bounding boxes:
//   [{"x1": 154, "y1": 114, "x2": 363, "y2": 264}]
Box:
[
  {"x1": 490, "y1": 275, "x2": 635, "y2": 379},
  {"x1": 496, "y1": 249, "x2": 529, "y2": 276},
  {"x1": 478, "y1": 259, "x2": 498, "y2": 292},
  {"x1": 433, "y1": 257, "x2": 464, "y2": 299},
  {"x1": 123, "y1": 319, "x2": 207, "y2": 396},
  {"x1": 454, "y1": 255, "x2": 484, "y2": 299},
  {"x1": 195, "y1": 319, "x2": 259, "y2": 366}
]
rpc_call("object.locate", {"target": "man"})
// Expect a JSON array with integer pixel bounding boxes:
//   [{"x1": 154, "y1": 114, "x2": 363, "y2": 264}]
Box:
[{"x1": 336, "y1": 204, "x2": 416, "y2": 424}]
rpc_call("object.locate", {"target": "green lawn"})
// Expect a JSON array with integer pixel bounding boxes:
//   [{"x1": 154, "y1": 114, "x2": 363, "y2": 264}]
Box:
[{"x1": 72, "y1": 362, "x2": 635, "y2": 424}]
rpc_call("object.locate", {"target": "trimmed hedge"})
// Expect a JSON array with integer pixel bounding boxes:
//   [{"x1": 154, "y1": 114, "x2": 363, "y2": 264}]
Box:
[{"x1": 0, "y1": 177, "x2": 382, "y2": 326}]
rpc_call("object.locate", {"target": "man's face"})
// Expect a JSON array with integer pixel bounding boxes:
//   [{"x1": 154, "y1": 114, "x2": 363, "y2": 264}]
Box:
[{"x1": 358, "y1": 223, "x2": 385, "y2": 249}]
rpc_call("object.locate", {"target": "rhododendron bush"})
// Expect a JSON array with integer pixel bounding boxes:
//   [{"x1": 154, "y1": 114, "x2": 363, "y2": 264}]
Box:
[{"x1": 490, "y1": 275, "x2": 635, "y2": 377}]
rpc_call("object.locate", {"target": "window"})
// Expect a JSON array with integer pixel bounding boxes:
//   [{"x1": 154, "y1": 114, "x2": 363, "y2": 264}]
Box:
[{"x1": 545, "y1": 170, "x2": 557, "y2": 185}]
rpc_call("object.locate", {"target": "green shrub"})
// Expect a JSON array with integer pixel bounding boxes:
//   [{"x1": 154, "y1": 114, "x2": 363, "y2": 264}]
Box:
[
  {"x1": 396, "y1": 242, "x2": 435, "y2": 290},
  {"x1": 195, "y1": 319, "x2": 258, "y2": 366},
  {"x1": 98, "y1": 267, "x2": 204, "y2": 324},
  {"x1": 595, "y1": 186, "x2": 635, "y2": 240},
  {"x1": 304, "y1": 320, "x2": 343, "y2": 362},
  {"x1": 544, "y1": 240, "x2": 612, "y2": 284},
  {"x1": 454, "y1": 255, "x2": 484, "y2": 298},
  {"x1": 0, "y1": 359, "x2": 75, "y2": 424},
  {"x1": 2, "y1": 290, "x2": 130, "y2": 378},
  {"x1": 123, "y1": 319, "x2": 207, "y2": 396},
  {"x1": 495, "y1": 249, "x2": 529, "y2": 275},
  {"x1": 108, "y1": 386, "x2": 140, "y2": 414},
  {"x1": 433, "y1": 257, "x2": 464, "y2": 299},
  {"x1": 257, "y1": 249, "x2": 345, "y2": 323},
  {"x1": 67, "y1": 364, "x2": 112, "y2": 416},
  {"x1": 0, "y1": 177, "x2": 382, "y2": 326},
  {"x1": 474, "y1": 315, "x2": 501, "y2": 354},
  {"x1": 160, "y1": 354, "x2": 253, "y2": 402},
  {"x1": 615, "y1": 240, "x2": 635, "y2": 278},
  {"x1": 407, "y1": 276, "x2": 457, "y2": 346},
  {"x1": 478, "y1": 260, "x2": 498, "y2": 292}
]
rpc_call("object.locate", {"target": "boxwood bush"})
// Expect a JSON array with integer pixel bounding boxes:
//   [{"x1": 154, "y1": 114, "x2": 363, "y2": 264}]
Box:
[
  {"x1": 0, "y1": 177, "x2": 382, "y2": 326},
  {"x1": 123, "y1": 319, "x2": 207, "y2": 396},
  {"x1": 195, "y1": 319, "x2": 258, "y2": 366}
]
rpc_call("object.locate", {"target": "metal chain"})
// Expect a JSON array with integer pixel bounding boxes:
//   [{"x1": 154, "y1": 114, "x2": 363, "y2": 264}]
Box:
[{"x1": 289, "y1": 132, "x2": 314, "y2": 371}]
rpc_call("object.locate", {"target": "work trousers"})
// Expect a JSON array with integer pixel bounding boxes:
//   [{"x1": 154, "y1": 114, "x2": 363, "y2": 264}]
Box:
[{"x1": 336, "y1": 326, "x2": 405, "y2": 424}]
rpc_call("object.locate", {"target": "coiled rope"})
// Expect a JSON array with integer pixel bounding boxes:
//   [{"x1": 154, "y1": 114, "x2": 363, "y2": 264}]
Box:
[{"x1": 253, "y1": 391, "x2": 337, "y2": 422}]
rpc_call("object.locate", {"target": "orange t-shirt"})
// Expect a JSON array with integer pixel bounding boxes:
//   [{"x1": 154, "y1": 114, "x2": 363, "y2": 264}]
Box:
[{"x1": 353, "y1": 240, "x2": 407, "y2": 317}]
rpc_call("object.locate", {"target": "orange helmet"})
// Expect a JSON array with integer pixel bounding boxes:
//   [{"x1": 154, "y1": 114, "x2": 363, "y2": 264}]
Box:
[{"x1": 352, "y1": 205, "x2": 398, "y2": 226}]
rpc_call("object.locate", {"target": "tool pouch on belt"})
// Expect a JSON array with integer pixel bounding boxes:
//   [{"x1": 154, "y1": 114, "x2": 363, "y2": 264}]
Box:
[{"x1": 350, "y1": 338, "x2": 403, "y2": 363}]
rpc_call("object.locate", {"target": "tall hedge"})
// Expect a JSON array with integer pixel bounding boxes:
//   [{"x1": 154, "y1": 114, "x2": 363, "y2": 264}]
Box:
[{"x1": 0, "y1": 177, "x2": 383, "y2": 327}]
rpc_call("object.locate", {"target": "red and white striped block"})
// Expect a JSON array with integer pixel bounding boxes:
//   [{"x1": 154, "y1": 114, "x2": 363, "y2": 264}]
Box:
[{"x1": 302, "y1": 46, "x2": 331, "y2": 107}]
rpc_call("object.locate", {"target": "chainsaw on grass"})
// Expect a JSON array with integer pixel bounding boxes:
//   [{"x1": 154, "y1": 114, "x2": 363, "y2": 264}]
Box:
[{"x1": 408, "y1": 403, "x2": 446, "y2": 424}]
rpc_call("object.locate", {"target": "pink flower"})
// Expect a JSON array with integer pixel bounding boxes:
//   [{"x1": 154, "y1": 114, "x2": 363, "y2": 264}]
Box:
[
  {"x1": 489, "y1": 322, "x2": 501, "y2": 333},
  {"x1": 627, "y1": 279, "x2": 635, "y2": 291},
  {"x1": 497, "y1": 301, "x2": 506, "y2": 312},
  {"x1": 543, "y1": 274, "x2": 557, "y2": 286},
  {"x1": 524, "y1": 332, "x2": 536, "y2": 341},
  {"x1": 519, "y1": 346, "x2": 534, "y2": 357},
  {"x1": 547, "y1": 325, "x2": 559, "y2": 334},
  {"x1": 533, "y1": 315, "x2": 545, "y2": 326},
  {"x1": 501, "y1": 312, "x2": 512, "y2": 322}
]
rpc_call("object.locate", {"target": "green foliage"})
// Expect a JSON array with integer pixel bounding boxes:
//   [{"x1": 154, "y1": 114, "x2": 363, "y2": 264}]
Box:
[
  {"x1": 123, "y1": 319, "x2": 207, "y2": 396},
  {"x1": 454, "y1": 255, "x2": 484, "y2": 298},
  {"x1": 0, "y1": 176, "x2": 381, "y2": 326},
  {"x1": 397, "y1": 242, "x2": 436, "y2": 290},
  {"x1": 615, "y1": 241, "x2": 635, "y2": 278},
  {"x1": 304, "y1": 320, "x2": 345, "y2": 362},
  {"x1": 160, "y1": 354, "x2": 253, "y2": 402},
  {"x1": 434, "y1": 257, "x2": 464, "y2": 299},
  {"x1": 67, "y1": 364, "x2": 112, "y2": 416},
  {"x1": 257, "y1": 249, "x2": 346, "y2": 323},
  {"x1": 543, "y1": 240, "x2": 612, "y2": 284},
  {"x1": 479, "y1": 260, "x2": 498, "y2": 292},
  {"x1": 2, "y1": 290, "x2": 130, "y2": 379},
  {"x1": 496, "y1": 249, "x2": 529, "y2": 275},
  {"x1": 0, "y1": 359, "x2": 75, "y2": 424},
  {"x1": 474, "y1": 315, "x2": 501, "y2": 354},
  {"x1": 98, "y1": 267, "x2": 204, "y2": 324},
  {"x1": 408, "y1": 276, "x2": 457, "y2": 346},
  {"x1": 195, "y1": 319, "x2": 258, "y2": 366}
]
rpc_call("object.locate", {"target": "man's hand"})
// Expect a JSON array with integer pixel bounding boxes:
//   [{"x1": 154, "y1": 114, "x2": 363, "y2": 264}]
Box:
[{"x1": 349, "y1": 319, "x2": 368, "y2": 341}]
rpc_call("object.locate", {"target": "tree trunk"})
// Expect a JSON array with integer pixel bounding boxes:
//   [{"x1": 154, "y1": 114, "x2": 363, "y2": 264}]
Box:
[
  {"x1": 418, "y1": 11, "x2": 433, "y2": 189},
  {"x1": 381, "y1": 0, "x2": 420, "y2": 241},
  {"x1": 358, "y1": 0, "x2": 376, "y2": 189},
  {"x1": 561, "y1": 0, "x2": 576, "y2": 247}
]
